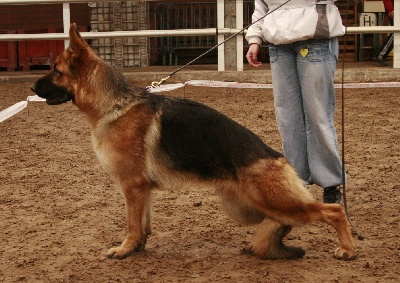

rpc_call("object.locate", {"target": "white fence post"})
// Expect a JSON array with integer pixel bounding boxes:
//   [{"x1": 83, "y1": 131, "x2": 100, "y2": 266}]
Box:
[
  {"x1": 217, "y1": 0, "x2": 225, "y2": 71},
  {"x1": 63, "y1": 3, "x2": 71, "y2": 48},
  {"x1": 394, "y1": 0, "x2": 399, "y2": 68},
  {"x1": 236, "y1": 0, "x2": 243, "y2": 71}
]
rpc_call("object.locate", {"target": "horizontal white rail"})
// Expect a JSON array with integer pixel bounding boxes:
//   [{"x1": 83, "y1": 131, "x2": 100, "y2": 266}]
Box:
[
  {"x1": 0, "y1": 27, "x2": 398, "y2": 42},
  {"x1": 0, "y1": 28, "x2": 231, "y2": 41},
  {"x1": 0, "y1": 0, "x2": 157, "y2": 4}
]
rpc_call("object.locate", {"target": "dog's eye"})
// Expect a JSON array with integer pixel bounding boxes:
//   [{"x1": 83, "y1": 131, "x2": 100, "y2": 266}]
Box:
[{"x1": 53, "y1": 68, "x2": 62, "y2": 76}]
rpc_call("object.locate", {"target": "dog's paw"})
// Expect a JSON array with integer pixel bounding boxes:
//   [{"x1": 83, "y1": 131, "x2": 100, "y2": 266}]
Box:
[
  {"x1": 334, "y1": 247, "x2": 356, "y2": 261},
  {"x1": 241, "y1": 244, "x2": 254, "y2": 255},
  {"x1": 242, "y1": 243, "x2": 305, "y2": 260},
  {"x1": 106, "y1": 239, "x2": 147, "y2": 259},
  {"x1": 107, "y1": 246, "x2": 134, "y2": 260}
]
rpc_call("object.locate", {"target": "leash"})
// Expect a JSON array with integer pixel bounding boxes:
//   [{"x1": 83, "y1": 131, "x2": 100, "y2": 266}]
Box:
[
  {"x1": 147, "y1": 0, "x2": 293, "y2": 90},
  {"x1": 340, "y1": 0, "x2": 364, "y2": 240}
]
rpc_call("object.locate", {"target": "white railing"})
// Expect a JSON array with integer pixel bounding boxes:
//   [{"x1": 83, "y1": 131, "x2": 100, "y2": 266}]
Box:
[
  {"x1": 2, "y1": 26, "x2": 400, "y2": 41},
  {"x1": 1, "y1": 0, "x2": 159, "y2": 4},
  {"x1": 1, "y1": 0, "x2": 400, "y2": 69},
  {"x1": 0, "y1": 28, "x2": 239, "y2": 41}
]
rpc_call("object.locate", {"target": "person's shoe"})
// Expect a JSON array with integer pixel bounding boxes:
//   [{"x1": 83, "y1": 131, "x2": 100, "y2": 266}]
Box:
[
  {"x1": 377, "y1": 58, "x2": 387, "y2": 66},
  {"x1": 323, "y1": 186, "x2": 342, "y2": 204}
]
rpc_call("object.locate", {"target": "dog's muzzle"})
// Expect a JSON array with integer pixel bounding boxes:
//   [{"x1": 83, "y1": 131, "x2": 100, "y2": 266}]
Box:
[{"x1": 31, "y1": 77, "x2": 74, "y2": 105}]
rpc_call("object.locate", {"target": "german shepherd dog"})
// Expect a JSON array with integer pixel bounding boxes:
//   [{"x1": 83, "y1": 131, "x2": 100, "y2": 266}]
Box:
[{"x1": 31, "y1": 24, "x2": 355, "y2": 260}]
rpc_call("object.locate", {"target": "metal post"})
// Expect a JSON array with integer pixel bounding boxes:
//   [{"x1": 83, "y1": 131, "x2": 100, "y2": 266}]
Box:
[{"x1": 224, "y1": 0, "x2": 237, "y2": 71}]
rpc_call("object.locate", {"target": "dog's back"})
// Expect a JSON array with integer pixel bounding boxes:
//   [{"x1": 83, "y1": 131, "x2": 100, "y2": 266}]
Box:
[{"x1": 144, "y1": 93, "x2": 282, "y2": 179}]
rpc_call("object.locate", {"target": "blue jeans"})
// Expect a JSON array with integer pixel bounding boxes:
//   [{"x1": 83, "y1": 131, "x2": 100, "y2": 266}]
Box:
[{"x1": 269, "y1": 38, "x2": 343, "y2": 188}]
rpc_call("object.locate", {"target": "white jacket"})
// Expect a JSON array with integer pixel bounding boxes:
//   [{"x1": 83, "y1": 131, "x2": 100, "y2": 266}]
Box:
[{"x1": 245, "y1": 0, "x2": 345, "y2": 45}]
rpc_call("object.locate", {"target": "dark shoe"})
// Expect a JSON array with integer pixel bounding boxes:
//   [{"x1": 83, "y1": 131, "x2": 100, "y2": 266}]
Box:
[
  {"x1": 377, "y1": 58, "x2": 387, "y2": 66},
  {"x1": 323, "y1": 186, "x2": 342, "y2": 204}
]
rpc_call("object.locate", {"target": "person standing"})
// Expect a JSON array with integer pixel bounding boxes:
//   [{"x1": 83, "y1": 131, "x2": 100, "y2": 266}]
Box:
[
  {"x1": 377, "y1": 0, "x2": 394, "y2": 66},
  {"x1": 246, "y1": 0, "x2": 345, "y2": 203}
]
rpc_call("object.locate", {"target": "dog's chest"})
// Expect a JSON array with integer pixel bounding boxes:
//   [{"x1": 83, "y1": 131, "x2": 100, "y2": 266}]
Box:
[
  {"x1": 92, "y1": 134, "x2": 117, "y2": 178},
  {"x1": 90, "y1": 111, "x2": 153, "y2": 184}
]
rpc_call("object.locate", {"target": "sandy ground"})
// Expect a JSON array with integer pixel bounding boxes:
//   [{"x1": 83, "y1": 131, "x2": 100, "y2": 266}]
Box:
[{"x1": 0, "y1": 79, "x2": 399, "y2": 283}]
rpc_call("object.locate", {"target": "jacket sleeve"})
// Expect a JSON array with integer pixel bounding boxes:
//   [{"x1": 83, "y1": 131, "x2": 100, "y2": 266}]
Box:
[
  {"x1": 382, "y1": 0, "x2": 394, "y2": 13},
  {"x1": 245, "y1": 0, "x2": 269, "y2": 45}
]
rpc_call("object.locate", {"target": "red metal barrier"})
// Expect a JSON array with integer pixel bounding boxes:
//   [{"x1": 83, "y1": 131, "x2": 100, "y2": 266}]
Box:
[
  {"x1": 17, "y1": 28, "x2": 64, "y2": 71},
  {"x1": 0, "y1": 31, "x2": 17, "y2": 71},
  {"x1": 18, "y1": 27, "x2": 88, "y2": 71}
]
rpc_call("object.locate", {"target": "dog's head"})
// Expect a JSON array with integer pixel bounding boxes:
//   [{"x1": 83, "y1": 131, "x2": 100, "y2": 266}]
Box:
[{"x1": 31, "y1": 23, "x2": 94, "y2": 106}]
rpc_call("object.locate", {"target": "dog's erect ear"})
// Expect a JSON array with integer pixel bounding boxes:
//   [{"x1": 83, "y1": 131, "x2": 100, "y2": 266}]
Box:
[{"x1": 68, "y1": 23, "x2": 91, "y2": 58}]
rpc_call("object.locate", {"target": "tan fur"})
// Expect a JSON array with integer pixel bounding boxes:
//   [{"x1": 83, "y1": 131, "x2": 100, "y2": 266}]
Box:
[{"x1": 33, "y1": 23, "x2": 356, "y2": 261}]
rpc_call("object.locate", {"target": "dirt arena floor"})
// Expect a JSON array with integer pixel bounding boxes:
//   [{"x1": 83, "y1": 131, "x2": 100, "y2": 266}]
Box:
[{"x1": 0, "y1": 78, "x2": 399, "y2": 283}]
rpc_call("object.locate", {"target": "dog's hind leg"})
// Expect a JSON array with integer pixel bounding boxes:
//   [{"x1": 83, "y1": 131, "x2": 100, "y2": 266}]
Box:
[
  {"x1": 237, "y1": 159, "x2": 355, "y2": 260},
  {"x1": 250, "y1": 202, "x2": 355, "y2": 260},
  {"x1": 220, "y1": 197, "x2": 265, "y2": 225},
  {"x1": 107, "y1": 181, "x2": 152, "y2": 259},
  {"x1": 278, "y1": 202, "x2": 356, "y2": 260},
  {"x1": 248, "y1": 200, "x2": 355, "y2": 260},
  {"x1": 218, "y1": 189, "x2": 305, "y2": 259},
  {"x1": 311, "y1": 202, "x2": 356, "y2": 260},
  {"x1": 243, "y1": 218, "x2": 305, "y2": 259}
]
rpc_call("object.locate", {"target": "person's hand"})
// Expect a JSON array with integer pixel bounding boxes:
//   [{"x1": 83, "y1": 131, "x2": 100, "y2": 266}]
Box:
[
  {"x1": 389, "y1": 11, "x2": 394, "y2": 19},
  {"x1": 246, "y1": 43, "x2": 262, "y2": 68}
]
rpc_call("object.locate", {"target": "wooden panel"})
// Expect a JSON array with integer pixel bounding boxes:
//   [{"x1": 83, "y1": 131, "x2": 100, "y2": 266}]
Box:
[
  {"x1": 0, "y1": 31, "x2": 17, "y2": 71},
  {"x1": 336, "y1": 0, "x2": 360, "y2": 61},
  {"x1": 0, "y1": 3, "x2": 89, "y2": 30}
]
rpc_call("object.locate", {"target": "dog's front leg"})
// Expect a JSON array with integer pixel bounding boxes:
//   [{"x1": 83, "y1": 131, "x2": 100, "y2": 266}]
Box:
[{"x1": 107, "y1": 180, "x2": 152, "y2": 259}]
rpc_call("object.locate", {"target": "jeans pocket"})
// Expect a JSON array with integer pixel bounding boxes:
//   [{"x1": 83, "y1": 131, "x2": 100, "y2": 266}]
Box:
[
  {"x1": 268, "y1": 45, "x2": 278, "y2": 63},
  {"x1": 306, "y1": 41, "x2": 331, "y2": 62}
]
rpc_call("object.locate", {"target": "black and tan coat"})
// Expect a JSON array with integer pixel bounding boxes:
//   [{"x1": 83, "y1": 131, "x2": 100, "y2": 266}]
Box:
[{"x1": 31, "y1": 24, "x2": 355, "y2": 261}]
